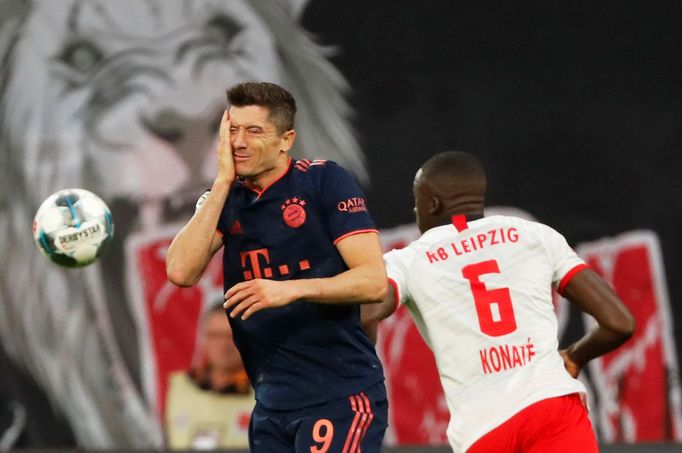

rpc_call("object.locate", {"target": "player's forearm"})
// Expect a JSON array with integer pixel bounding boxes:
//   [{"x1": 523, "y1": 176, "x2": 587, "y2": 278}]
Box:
[
  {"x1": 562, "y1": 269, "x2": 635, "y2": 367},
  {"x1": 293, "y1": 264, "x2": 387, "y2": 305},
  {"x1": 564, "y1": 325, "x2": 633, "y2": 368},
  {"x1": 166, "y1": 181, "x2": 230, "y2": 286},
  {"x1": 360, "y1": 284, "x2": 396, "y2": 344},
  {"x1": 361, "y1": 283, "x2": 398, "y2": 323}
]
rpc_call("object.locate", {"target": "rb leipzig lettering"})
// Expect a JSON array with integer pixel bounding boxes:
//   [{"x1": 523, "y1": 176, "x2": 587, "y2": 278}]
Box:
[{"x1": 426, "y1": 227, "x2": 519, "y2": 263}]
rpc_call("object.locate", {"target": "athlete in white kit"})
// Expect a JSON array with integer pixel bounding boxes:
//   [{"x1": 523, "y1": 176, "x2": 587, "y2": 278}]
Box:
[{"x1": 363, "y1": 151, "x2": 635, "y2": 452}]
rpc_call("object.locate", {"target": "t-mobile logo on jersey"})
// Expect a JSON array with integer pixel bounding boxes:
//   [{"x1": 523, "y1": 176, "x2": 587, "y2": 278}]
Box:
[{"x1": 240, "y1": 248, "x2": 311, "y2": 280}]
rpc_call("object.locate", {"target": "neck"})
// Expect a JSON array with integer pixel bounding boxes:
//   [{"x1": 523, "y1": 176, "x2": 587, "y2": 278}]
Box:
[
  {"x1": 449, "y1": 209, "x2": 484, "y2": 218},
  {"x1": 246, "y1": 157, "x2": 290, "y2": 190},
  {"x1": 444, "y1": 200, "x2": 485, "y2": 219},
  {"x1": 434, "y1": 210, "x2": 483, "y2": 227}
]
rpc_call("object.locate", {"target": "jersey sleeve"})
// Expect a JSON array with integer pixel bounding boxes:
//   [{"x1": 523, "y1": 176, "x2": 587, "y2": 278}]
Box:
[
  {"x1": 384, "y1": 247, "x2": 415, "y2": 307},
  {"x1": 318, "y1": 162, "x2": 378, "y2": 244},
  {"x1": 540, "y1": 224, "x2": 589, "y2": 294}
]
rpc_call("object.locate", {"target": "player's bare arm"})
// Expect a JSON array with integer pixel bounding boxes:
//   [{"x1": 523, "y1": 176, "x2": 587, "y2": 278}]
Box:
[
  {"x1": 224, "y1": 232, "x2": 387, "y2": 320},
  {"x1": 361, "y1": 281, "x2": 398, "y2": 325},
  {"x1": 166, "y1": 111, "x2": 233, "y2": 287},
  {"x1": 361, "y1": 283, "x2": 398, "y2": 344},
  {"x1": 559, "y1": 268, "x2": 635, "y2": 377}
]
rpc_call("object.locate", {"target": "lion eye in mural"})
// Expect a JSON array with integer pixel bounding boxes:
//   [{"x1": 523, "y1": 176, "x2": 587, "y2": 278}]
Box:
[
  {"x1": 56, "y1": 39, "x2": 104, "y2": 76},
  {"x1": 195, "y1": 15, "x2": 244, "y2": 59}
]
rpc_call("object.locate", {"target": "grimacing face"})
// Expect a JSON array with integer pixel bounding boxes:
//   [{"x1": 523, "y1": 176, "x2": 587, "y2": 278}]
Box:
[{"x1": 228, "y1": 105, "x2": 295, "y2": 188}]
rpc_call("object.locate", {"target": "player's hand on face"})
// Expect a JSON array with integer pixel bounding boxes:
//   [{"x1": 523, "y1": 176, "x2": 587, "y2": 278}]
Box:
[
  {"x1": 216, "y1": 110, "x2": 235, "y2": 183},
  {"x1": 559, "y1": 349, "x2": 582, "y2": 378},
  {"x1": 223, "y1": 279, "x2": 296, "y2": 320}
]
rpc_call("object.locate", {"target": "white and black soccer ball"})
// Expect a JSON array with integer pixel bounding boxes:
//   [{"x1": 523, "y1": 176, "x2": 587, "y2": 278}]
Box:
[{"x1": 33, "y1": 188, "x2": 114, "y2": 268}]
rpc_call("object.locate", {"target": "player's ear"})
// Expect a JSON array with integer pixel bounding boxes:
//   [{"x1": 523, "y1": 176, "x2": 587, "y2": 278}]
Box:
[
  {"x1": 429, "y1": 195, "x2": 442, "y2": 215},
  {"x1": 280, "y1": 129, "x2": 296, "y2": 152}
]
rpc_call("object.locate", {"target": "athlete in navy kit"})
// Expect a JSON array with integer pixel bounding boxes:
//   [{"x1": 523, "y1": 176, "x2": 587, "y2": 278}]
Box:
[{"x1": 166, "y1": 82, "x2": 388, "y2": 453}]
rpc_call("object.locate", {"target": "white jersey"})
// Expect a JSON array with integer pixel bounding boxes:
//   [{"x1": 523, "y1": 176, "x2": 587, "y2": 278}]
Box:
[{"x1": 384, "y1": 215, "x2": 588, "y2": 452}]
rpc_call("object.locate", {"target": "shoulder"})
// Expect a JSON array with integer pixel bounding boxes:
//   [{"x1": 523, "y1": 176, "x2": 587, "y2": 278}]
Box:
[
  {"x1": 289, "y1": 159, "x2": 326, "y2": 186},
  {"x1": 385, "y1": 241, "x2": 420, "y2": 266},
  {"x1": 485, "y1": 216, "x2": 571, "y2": 255},
  {"x1": 482, "y1": 215, "x2": 554, "y2": 235},
  {"x1": 292, "y1": 159, "x2": 362, "y2": 196},
  {"x1": 293, "y1": 158, "x2": 357, "y2": 180},
  {"x1": 293, "y1": 158, "x2": 333, "y2": 175}
]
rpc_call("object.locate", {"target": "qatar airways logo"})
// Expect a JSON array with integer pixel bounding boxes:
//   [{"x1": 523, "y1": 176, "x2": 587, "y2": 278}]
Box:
[{"x1": 337, "y1": 197, "x2": 367, "y2": 213}]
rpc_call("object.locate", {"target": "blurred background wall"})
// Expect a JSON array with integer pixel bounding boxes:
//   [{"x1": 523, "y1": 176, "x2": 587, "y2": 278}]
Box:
[{"x1": 0, "y1": 0, "x2": 680, "y2": 449}]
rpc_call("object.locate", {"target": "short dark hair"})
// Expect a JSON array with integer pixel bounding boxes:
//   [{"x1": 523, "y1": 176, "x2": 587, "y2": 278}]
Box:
[
  {"x1": 226, "y1": 82, "x2": 297, "y2": 132},
  {"x1": 422, "y1": 151, "x2": 486, "y2": 183}
]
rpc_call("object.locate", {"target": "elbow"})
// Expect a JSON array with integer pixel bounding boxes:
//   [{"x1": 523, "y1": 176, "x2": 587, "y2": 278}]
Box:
[
  {"x1": 610, "y1": 310, "x2": 636, "y2": 343},
  {"x1": 619, "y1": 313, "x2": 636, "y2": 341},
  {"x1": 374, "y1": 283, "x2": 388, "y2": 305},
  {"x1": 166, "y1": 263, "x2": 199, "y2": 288},
  {"x1": 366, "y1": 279, "x2": 388, "y2": 305},
  {"x1": 367, "y1": 263, "x2": 389, "y2": 304}
]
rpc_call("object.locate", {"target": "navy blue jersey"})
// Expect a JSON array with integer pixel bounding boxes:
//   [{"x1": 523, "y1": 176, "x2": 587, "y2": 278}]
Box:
[{"x1": 217, "y1": 159, "x2": 385, "y2": 410}]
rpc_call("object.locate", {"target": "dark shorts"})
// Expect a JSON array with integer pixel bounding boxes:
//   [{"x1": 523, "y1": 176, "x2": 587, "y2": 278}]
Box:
[
  {"x1": 248, "y1": 381, "x2": 388, "y2": 453},
  {"x1": 467, "y1": 393, "x2": 598, "y2": 453}
]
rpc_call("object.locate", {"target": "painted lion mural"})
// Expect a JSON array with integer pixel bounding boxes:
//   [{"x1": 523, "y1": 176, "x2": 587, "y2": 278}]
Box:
[{"x1": 0, "y1": 0, "x2": 364, "y2": 447}]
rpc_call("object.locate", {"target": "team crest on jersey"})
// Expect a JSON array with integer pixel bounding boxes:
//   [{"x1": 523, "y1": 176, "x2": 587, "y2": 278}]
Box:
[{"x1": 281, "y1": 197, "x2": 307, "y2": 228}]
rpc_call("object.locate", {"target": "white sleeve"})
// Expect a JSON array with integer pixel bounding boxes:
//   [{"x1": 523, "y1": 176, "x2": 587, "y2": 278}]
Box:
[
  {"x1": 539, "y1": 224, "x2": 588, "y2": 293},
  {"x1": 384, "y1": 247, "x2": 415, "y2": 306}
]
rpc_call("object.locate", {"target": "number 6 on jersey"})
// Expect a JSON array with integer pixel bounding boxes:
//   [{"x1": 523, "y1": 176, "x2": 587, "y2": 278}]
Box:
[{"x1": 462, "y1": 260, "x2": 517, "y2": 337}]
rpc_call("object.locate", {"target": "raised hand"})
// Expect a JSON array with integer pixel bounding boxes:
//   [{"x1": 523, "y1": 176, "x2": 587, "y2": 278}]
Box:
[
  {"x1": 216, "y1": 110, "x2": 235, "y2": 183},
  {"x1": 559, "y1": 348, "x2": 583, "y2": 378}
]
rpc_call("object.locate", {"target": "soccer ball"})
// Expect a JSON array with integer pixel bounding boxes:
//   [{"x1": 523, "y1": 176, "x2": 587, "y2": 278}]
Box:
[{"x1": 33, "y1": 188, "x2": 114, "y2": 268}]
